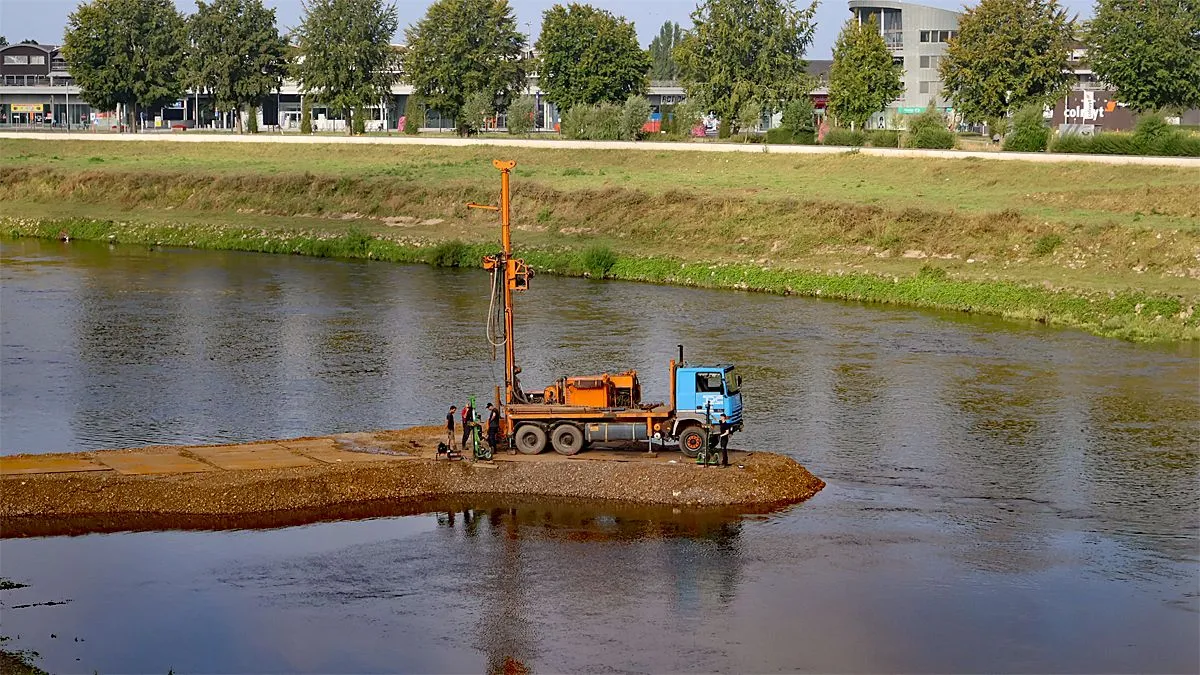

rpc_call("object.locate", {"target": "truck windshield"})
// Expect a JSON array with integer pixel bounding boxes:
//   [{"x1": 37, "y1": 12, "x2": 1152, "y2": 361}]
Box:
[{"x1": 724, "y1": 368, "x2": 740, "y2": 394}]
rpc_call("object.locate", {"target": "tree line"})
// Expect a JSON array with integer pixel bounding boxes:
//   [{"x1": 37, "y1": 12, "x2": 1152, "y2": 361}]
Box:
[{"x1": 58, "y1": 0, "x2": 1199, "y2": 138}]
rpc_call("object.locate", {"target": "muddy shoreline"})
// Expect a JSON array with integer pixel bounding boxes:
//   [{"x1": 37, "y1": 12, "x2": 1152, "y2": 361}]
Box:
[{"x1": 0, "y1": 427, "x2": 824, "y2": 537}]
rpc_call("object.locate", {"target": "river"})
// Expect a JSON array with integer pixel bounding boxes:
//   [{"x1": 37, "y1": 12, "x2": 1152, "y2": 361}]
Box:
[{"x1": 1, "y1": 237, "x2": 1197, "y2": 673}]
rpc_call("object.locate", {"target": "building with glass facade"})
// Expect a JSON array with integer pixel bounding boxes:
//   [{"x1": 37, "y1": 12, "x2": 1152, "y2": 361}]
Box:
[{"x1": 846, "y1": 0, "x2": 962, "y2": 127}]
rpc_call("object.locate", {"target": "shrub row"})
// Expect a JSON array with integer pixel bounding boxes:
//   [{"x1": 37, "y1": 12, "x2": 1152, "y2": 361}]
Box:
[{"x1": 561, "y1": 96, "x2": 651, "y2": 141}]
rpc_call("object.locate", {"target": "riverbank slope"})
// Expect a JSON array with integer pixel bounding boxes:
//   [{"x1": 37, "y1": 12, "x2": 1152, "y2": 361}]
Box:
[
  {"x1": 2, "y1": 138, "x2": 1196, "y2": 341},
  {"x1": 0, "y1": 427, "x2": 825, "y2": 537}
]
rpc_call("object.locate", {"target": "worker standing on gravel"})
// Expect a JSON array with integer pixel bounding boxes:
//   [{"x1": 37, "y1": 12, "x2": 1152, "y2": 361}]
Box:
[
  {"x1": 485, "y1": 403, "x2": 501, "y2": 453},
  {"x1": 460, "y1": 402, "x2": 476, "y2": 451},
  {"x1": 717, "y1": 414, "x2": 732, "y2": 467},
  {"x1": 446, "y1": 405, "x2": 458, "y2": 451}
]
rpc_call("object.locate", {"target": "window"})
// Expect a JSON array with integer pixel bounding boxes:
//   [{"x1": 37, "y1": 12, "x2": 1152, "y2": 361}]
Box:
[
  {"x1": 724, "y1": 368, "x2": 740, "y2": 394},
  {"x1": 920, "y1": 55, "x2": 941, "y2": 69},
  {"x1": 697, "y1": 372, "x2": 724, "y2": 393},
  {"x1": 4, "y1": 55, "x2": 29, "y2": 65},
  {"x1": 29, "y1": 55, "x2": 45, "y2": 65},
  {"x1": 920, "y1": 81, "x2": 941, "y2": 94},
  {"x1": 919, "y1": 30, "x2": 958, "y2": 44}
]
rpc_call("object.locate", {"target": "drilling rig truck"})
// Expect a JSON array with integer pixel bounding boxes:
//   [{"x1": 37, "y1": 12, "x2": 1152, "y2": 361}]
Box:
[{"x1": 468, "y1": 160, "x2": 743, "y2": 457}]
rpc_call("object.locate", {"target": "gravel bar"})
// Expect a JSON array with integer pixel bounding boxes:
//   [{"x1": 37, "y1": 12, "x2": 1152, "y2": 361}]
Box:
[{"x1": 0, "y1": 426, "x2": 825, "y2": 537}]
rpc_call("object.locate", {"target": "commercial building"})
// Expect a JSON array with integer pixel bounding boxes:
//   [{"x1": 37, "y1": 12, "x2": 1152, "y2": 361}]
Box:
[
  {"x1": 0, "y1": 43, "x2": 93, "y2": 127},
  {"x1": 847, "y1": 0, "x2": 961, "y2": 127}
]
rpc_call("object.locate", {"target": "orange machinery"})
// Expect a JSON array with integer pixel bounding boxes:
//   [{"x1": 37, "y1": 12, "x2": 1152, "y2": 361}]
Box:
[{"x1": 467, "y1": 160, "x2": 741, "y2": 458}]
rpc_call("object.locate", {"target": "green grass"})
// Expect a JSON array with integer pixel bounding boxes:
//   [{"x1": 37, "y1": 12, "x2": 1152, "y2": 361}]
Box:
[
  {"x1": 1, "y1": 138, "x2": 1197, "y2": 341},
  {"x1": 6, "y1": 216, "x2": 1197, "y2": 341}
]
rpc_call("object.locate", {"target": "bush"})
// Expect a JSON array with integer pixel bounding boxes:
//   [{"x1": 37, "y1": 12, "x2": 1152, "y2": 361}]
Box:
[
  {"x1": 582, "y1": 246, "x2": 618, "y2": 278},
  {"x1": 560, "y1": 105, "x2": 588, "y2": 139},
  {"x1": 620, "y1": 95, "x2": 651, "y2": 141},
  {"x1": 1133, "y1": 114, "x2": 1174, "y2": 144},
  {"x1": 1032, "y1": 233, "x2": 1063, "y2": 257},
  {"x1": 1050, "y1": 132, "x2": 1092, "y2": 153},
  {"x1": 1149, "y1": 132, "x2": 1200, "y2": 157},
  {"x1": 403, "y1": 95, "x2": 425, "y2": 135},
  {"x1": 765, "y1": 127, "x2": 794, "y2": 144},
  {"x1": 429, "y1": 240, "x2": 470, "y2": 267},
  {"x1": 1089, "y1": 133, "x2": 1144, "y2": 155},
  {"x1": 561, "y1": 103, "x2": 624, "y2": 140},
  {"x1": 245, "y1": 106, "x2": 258, "y2": 134},
  {"x1": 300, "y1": 104, "x2": 312, "y2": 134},
  {"x1": 506, "y1": 95, "x2": 535, "y2": 135},
  {"x1": 1003, "y1": 105, "x2": 1049, "y2": 152},
  {"x1": 352, "y1": 106, "x2": 366, "y2": 135},
  {"x1": 908, "y1": 127, "x2": 956, "y2": 149},
  {"x1": 730, "y1": 133, "x2": 764, "y2": 143},
  {"x1": 823, "y1": 128, "x2": 866, "y2": 146},
  {"x1": 869, "y1": 130, "x2": 900, "y2": 148},
  {"x1": 905, "y1": 110, "x2": 957, "y2": 149}
]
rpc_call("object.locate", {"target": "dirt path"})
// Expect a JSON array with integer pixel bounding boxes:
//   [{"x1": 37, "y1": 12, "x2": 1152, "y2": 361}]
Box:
[{"x1": 0, "y1": 427, "x2": 824, "y2": 537}]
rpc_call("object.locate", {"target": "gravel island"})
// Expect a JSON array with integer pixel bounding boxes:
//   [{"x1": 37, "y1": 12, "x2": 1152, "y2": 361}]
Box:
[{"x1": 0, "y1": 427, "x2": 824, "y2": 537}]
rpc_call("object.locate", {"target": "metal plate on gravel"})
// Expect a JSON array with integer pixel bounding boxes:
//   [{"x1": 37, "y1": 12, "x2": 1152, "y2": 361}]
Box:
[
  {"x1": 0, "y1": 456, "x2": 112, "y2": 475},
  {"x1": 96, "y1": 453, "x2": 219, "y2": 475},
  {"x1": 189, "y1": 443, "x2": 317, "y2": 470}
]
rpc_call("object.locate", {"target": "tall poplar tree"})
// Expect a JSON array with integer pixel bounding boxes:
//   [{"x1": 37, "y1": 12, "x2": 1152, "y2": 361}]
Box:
[
  {"x1": 293, "y1": 0, "x2": 399, "y2": 135},
  {"x1": 939, "y1": 0, "x2": 1074, "y2": 126},
  {"x1": 62, "y1": 0, "x2": 186, "y2": 132},
  {"x1": 648, "y1": 20, "x2": 682, "y2": 81},
  {"x1": 1086, "y1": 0, "x2": 1200, "y2": 112},
  {"x1": 187, "y1": 0, "x2": 287, "y2": 134},
  {"x1": 827, "y1": 16, "x2": 903, "y2": 129},
  {"x1": 536, "y1": 3, "x2": 649, "y2": 112},
  {"x1": 403, "y1": 0, "x2": 528, "y2": 136},
  {"x1": 675, "y1": 0, "x2": 818, "y2": 135}
]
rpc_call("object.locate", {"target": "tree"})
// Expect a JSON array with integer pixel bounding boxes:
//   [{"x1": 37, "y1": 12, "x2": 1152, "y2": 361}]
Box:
[
  {"x1": 403, "y1": 94, "x2": 425, "y2": 134},
  {"x1": 675, "y1": 0, "x2": 818, "y2": 134},
  {"x1": 535, "y1": 4, "x2": 649, "y2": 112},
  {"x1": 20, "y1": 39, "x2": 40, "y2": 45},
  {"x1": 459, "y1": 89, "x2": 493, "y2": 134},
  {"x1": 300, "y1": 100, "x2": 312, "y2": 133},
  {"x1": 940, "y1": 0, "x2": 1074, "y2": 126},
  {"x1": 648, "y1": 20, "x2": 682, "y2": 80},
  {"x1": 506, "y1": 95, "x2": 536, "y2": 134},
  {"x1": 0, "y1": 37, "x2": 7, "y2": 47},
  {"x1": 187, "y1": 0, "x2": 287, "y2": 134},
  {"x1": 619, "y1": 94, "x2": 651, "y2": 140},
  {"x1": 782, "y1": 97, "x2": 814, "y2": 131},
  {"x1": 293, "y1": 0, "x2": 399, "y2": 136},
  {"x1": 62, "y1": 0, "x2": 186, "y2": 133},
  {"x1": 827, "y1": 17, "x2": 903, "y2": 130},
  {"x1": 404, "y1": 0, "x2": 528, "y2": 136},
  {"x1": 1086, "y1": 0, "x2": 1200, "y2": 112}
]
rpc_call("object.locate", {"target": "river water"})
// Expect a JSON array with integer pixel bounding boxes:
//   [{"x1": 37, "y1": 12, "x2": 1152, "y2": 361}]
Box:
[{"x1": 1, "y1": 237, "x2": 1197, "y2": 673}]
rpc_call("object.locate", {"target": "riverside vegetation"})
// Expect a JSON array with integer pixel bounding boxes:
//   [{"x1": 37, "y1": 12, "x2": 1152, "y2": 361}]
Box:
[{"x1": 1, "y1": 139, "x2": 1197, "y2": 341}]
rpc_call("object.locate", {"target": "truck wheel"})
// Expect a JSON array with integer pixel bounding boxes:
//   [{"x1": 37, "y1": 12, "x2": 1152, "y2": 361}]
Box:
[
  {"x1": 551, "y1": 424, "x2": 584, "y2": 456},
  {"x1": 677, "y1": 427, "x2": 705, "y2": 459},
  {"x1": 514, "y1": 425, "x2": 547, "y2": 455}
]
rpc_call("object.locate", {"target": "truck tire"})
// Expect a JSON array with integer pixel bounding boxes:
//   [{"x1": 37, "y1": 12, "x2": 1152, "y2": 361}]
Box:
[
  {"x1": 677, "y1": 426, "x2": 705, "y2": 459},
  {"x1": 514, "y1": 425, "x2": 547, "y2": 455},
  {"x1": 550, "y1": 423, "x2": 584, "y2": 456}
]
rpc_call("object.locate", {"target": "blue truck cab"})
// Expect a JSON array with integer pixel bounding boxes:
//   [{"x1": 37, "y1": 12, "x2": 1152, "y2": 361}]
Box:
[{"x1": 675, "y1": 365, "x2": 743, "y2": 429}]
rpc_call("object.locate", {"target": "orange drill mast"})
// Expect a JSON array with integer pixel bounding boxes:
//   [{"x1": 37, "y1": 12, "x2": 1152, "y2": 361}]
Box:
[{"x1": 467, "y1": 160, "x2": 530, "y2": 408}]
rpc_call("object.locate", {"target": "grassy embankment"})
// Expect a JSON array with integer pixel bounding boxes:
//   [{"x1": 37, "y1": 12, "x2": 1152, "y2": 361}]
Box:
[{"x1": 1, "y1": 139, "x2": 1197, "y2": 340}]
